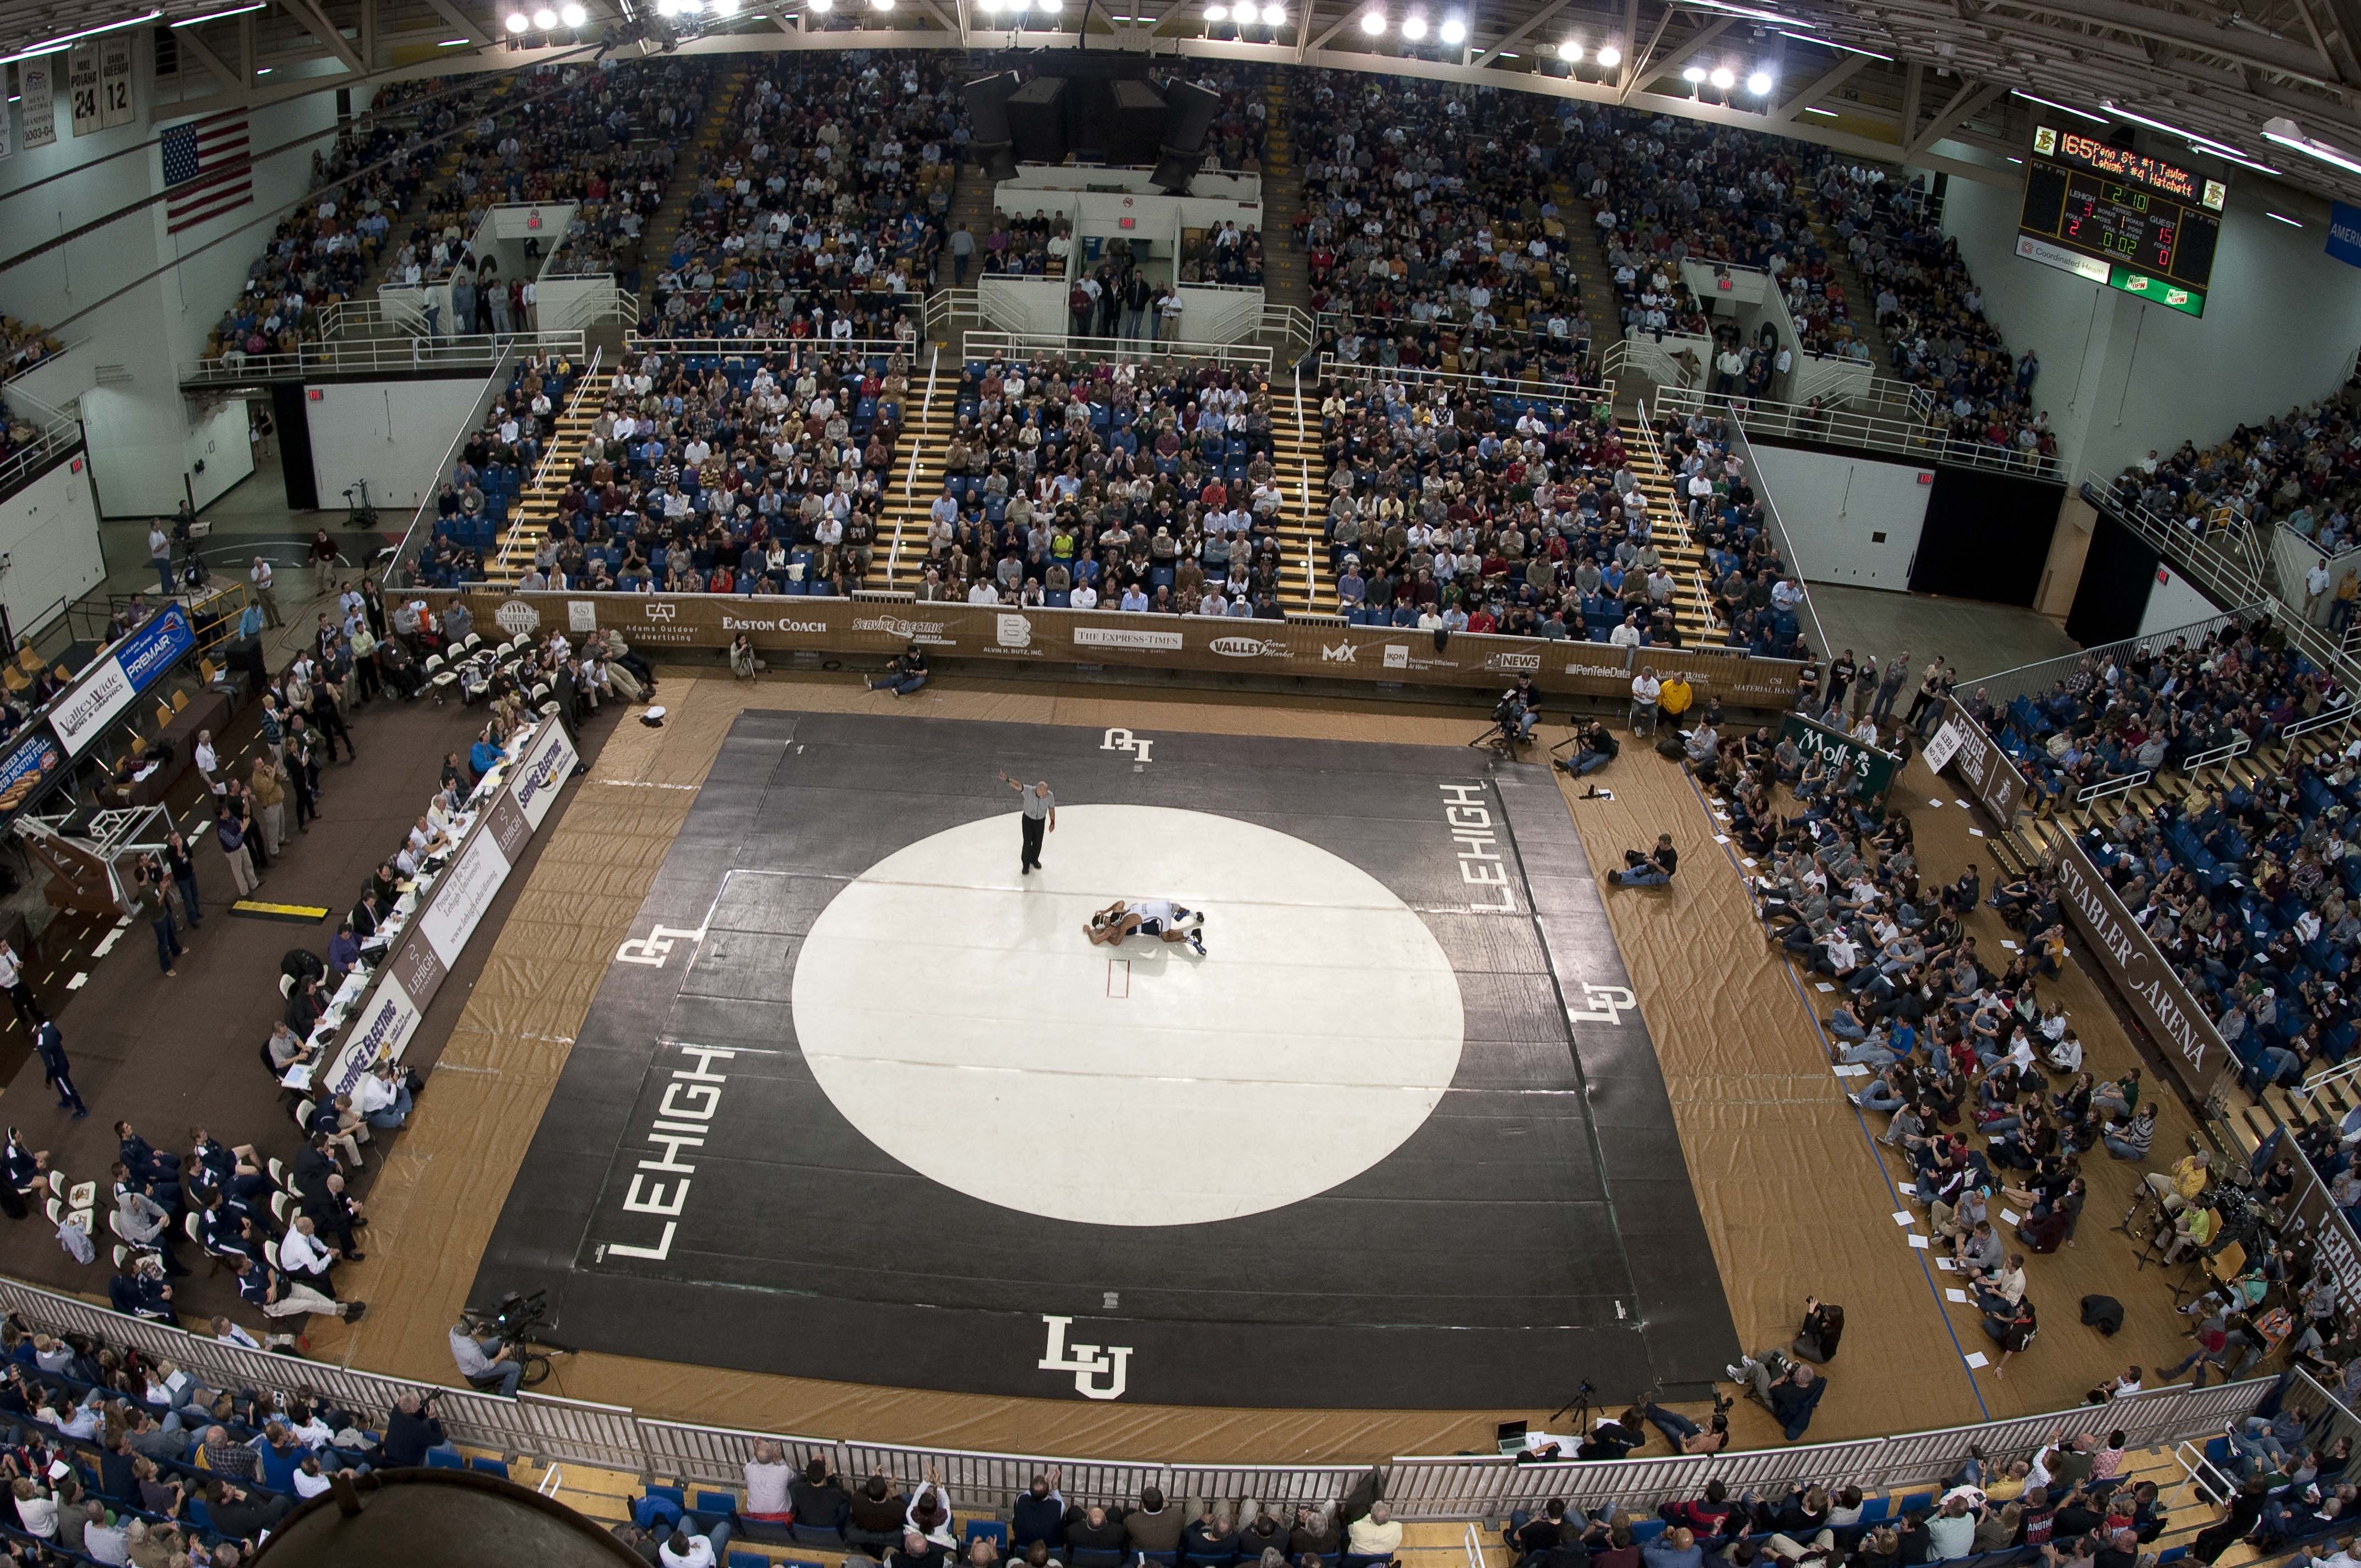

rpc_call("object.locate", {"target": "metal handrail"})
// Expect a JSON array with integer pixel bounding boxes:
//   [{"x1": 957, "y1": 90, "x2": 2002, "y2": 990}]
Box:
[
  {"x1": 182, "y1": 329, "x2": 588, "y2": 385},
  {"x1": 0, "y1": 390, "x2": 84, "y2": 505},
  {"x1": 2074, "y1": 769, "x2": 2153, "y2": 811},
  {"x1": 2182, "y1": 734, "x2": 2253, "y2": 777},
  {"x1": 488, "y1": 345, "x2": 605, "y2": 578},
  {"x1": 381, "y1": 344, "x2": 526, "y2": 587},
  {"x1": 1313, "y1": 355, "x2": 1617, "y2": 409},
  {"x1": 2, "y1": 337, "x2": 78, "y2": 386},
  {"x1": 623, "y1": 335, "x2": 916, "y2": 361},
  {"x1": 891, "y1": 344, "x2": 939, "y2": 589},
  {"x1": 1293, "y1": 363, "x2": 1319, "y2": 606},
  {"x1": 1662, "y1": 384, "x2": 2063, "y2": 482},
  {"x1": 963, "y1": 330, "x2": 1274, "y2": 369}
]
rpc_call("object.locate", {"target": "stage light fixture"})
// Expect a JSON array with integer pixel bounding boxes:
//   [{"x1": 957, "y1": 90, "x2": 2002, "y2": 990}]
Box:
[
  {"x1": 532, "y1": 7, "x2": 557, "y2": 25},
  {"x1": 1558, "y1": 40, "x2": 1581, "y2": 60},
  {"x1": 1263, "y1": 3, "x2": 1284, "y2": 22},
  {"x1": 1595, "y1": 43, "x2": 1619, "y2": 66},
  {"x1": 1039, "y1": 0, "x2": 1062, "y2": 14},
  {"x1": 1708, "y1": 66, "x2": 1734, "y2": 89},
  {"x1": 1438, "y1": 13, "x2": 1464, "y2": 43},
  {"x1": 809, "y1": 0, "x2": 833, "y2": 12},
  {"x1": 1359, "y1": 7, "x2": 1384, "y2": 31},
  {"x1": 506, "y1": 10, "x2": 530, "y2": 28},
  {"x1": 1682, "y1": 65, "x2": 1705, "y2": 82},
  {"x1": 1747, "y1": 69, "x2": 1772, "y2": 94},
  {"x1": 1401, "y1": 11, "x2": 1426, "y2": 39},
  {"x1": 1205, "y1": 2, "x2": 1225, "y2": 15}
]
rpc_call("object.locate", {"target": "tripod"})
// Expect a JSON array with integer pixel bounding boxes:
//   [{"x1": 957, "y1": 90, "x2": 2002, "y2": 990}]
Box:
[
  {"x1": 1549, "y1": 1382, "x2": 1596, "y2": 1433},
  {"x1": 1468, "y1": 721, "x2": 1516, "y2": 759}
]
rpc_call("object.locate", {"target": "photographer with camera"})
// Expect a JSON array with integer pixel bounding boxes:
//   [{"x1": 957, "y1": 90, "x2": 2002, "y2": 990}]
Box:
[
  {"x1": 1724, "y1": 1343, "x2": 1827, "y2": 1442},
  {"x1": 377, "y1": 1390, "x2": 450, "y2": 1468},
  {"x1": 450, "y1": 1314, "x2": 524, "y2": 1398}
]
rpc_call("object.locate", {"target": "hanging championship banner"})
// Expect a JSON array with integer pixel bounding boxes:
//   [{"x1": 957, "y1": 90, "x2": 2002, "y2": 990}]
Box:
[
  {"x1": 67, "y1": 42, "x2": 101, "y2": 138},
  {"x1": 100, "y1": 35, "x2": 135, "y2": 130},
  {"x1": 20, "y1": 62, "x2": 57, "y2": 149}
]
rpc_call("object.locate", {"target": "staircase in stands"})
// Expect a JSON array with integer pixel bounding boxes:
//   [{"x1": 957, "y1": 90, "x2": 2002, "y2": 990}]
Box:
[
  {"x1": 1257, "y1": 76, "x2": 1312, "y2": 318},
  {"x1": 631, "y1": 62, "x2": 750, "y2": 322},
  {"x1": 1616, "y1": 412, "x2": 1720, "y2": 646},
  {"x1": 873, "y1": 351, "x2": 958, "y2": 591},
  {"x1": 481, "y1": 364, "x2": 614, "y2": 587},
  {"x1": 1983, "y1": 722, "x2": 2361, "y2": 1160}
]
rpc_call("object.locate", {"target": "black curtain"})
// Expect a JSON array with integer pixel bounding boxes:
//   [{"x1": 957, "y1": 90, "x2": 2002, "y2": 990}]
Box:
[
  {"x1": 1906, "y1": 466, "x2": 2065, "y2": 606},
  {"x1": 273, "y1": 383, "x2": 317, "y2": 511},
  {"x1": 2065, "y1": 513, "x2": 2161, "y2": 647}
]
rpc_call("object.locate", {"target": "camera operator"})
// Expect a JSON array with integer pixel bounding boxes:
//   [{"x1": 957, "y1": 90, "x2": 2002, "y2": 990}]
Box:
[
  {"x1": 1725, "y1": 1345, "x2": 1828, "y2": 1442},
  {"x1": 450, "y1": 1313, "x2": 524, "y2": 1398},
  {"x1": 1606, "y1": 835, "x2": 1679, "y2": 889},
  {"x1": 1556, "y1": 719, "x2": 1619, "y2": 778},
  {"x1": 1494, "y1": 683, "x2": 1538, "y2": 751}
]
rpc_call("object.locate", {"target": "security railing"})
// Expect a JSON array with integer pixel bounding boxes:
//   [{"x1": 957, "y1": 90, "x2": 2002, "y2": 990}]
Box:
[
  {"x1": 179, "y1": 329, "x2": 588, "y2": 386},
  {"x1": 0, "y1": 1264, "x2": 2282, "y2": 1512},
  {"x1": 962, "y1": 330, "x2": 1275, "y2": 370},
  {"x1": 1313, "y1": 355, "x2": 1617, "y2": 409},
  {"x1": 379, "y1": 342, "x2": 529, "y2": 587},
  {"x1": 1660, "y1": 384, "x2": 2063, "y2": 481},
  {"x1": 1709, "y1": 401, "x2": 1828, "y2": 658},
  {"x1": 0, "y1": 386, "x2": 83, "y2": 504},
  {"x1": 1957, "y1": 605, "x2": 2265, "y2": 704}
]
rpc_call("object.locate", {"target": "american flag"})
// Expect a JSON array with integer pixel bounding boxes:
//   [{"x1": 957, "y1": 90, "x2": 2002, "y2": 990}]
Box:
[{"x1": 161, "y1": 110, "x2": 253, "y2": 235}]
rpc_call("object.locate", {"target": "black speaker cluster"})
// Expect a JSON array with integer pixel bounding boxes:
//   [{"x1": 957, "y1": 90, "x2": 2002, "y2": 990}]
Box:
[{"x1": 961, "y1": 70, "x2": 1226, "y2": 191}]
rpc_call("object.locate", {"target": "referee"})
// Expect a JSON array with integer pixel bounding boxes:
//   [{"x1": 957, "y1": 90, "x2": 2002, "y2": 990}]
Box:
[{"x1": 1003, "y1": 775, "x2": 1056, "y2": 874}]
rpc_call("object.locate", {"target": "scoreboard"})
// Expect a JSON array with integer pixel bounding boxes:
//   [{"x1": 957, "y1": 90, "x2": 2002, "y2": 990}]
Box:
[{"x1": 2015, "y1": 125, "x2": 2227, "y2": 317}]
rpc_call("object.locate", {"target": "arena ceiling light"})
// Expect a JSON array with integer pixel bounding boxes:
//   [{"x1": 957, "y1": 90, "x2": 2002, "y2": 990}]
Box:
[
  {"x1": 1681, "y1": 64, "x2": 1706, "y2": 83},
  {"x1": 1437, "y1": 13, "x2": 1465, "y2": 44},
  {"x1": 1358, "y1": 7, "x2": 1384, "y2": 31},
  {"x1": 532, "y1": 7, "x2": 558, "y2": 26},
  {"x1": 170, "y1": 3, "x2": 265, "y2": 26},
  {"x1": 1262, "y1": 3, "x2": 1286, "y2": 24},
  {"x1": 2267, "y1": 210, "x2": 2305, "y2": 226},
  {"x1": 1557, "y1": 39, "x2": 1581, "y2": 59},
  {"x1": 809, "y1": 0, "x2": 833, "y2": 12},
  {"x1": 1707, "y1": 66, "x2": 1735, "y2": 89},
  {"x1": 2265, "y1": 116, "x2": 2361, "y2": 177},
  {"x1": 1, "y1": 9, "x2": 160, "y2": 64},
  {"x1": 709, "y1": 0, "x2": 739, "y2": 14},
  {"x1": 506, "y1": 11, "x2": 530, "y2": 28},
  {"x1": 1594, "y1": 42, "x2": 1619, "y2": 66},
  {"x1": 561, "y1": 2, "x2": 587, "y2": 21},
  {"x1": 1745, "y1": 69, "x2": 1774, "y2": 95},
  {"x1": 1683, "y1": 0, "x2": 1813, "y2": 26},
  {"x1": 2012, "y1": 89, "x2": 2106, "y2": 125},
  {"x1": 1204, "y1": 2, "x2": 1225, "y2": 14},
  {"x1": 1400, "y1": 10, "x2": 1426, "y2": 39},
  {"x1": 872, "y1": 0, "x2": 895, "y2": 11}
]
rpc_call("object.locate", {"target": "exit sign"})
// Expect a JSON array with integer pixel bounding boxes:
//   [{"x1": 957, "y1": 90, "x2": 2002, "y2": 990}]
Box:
[{"x1": 1118, "y1": 217, "x2": 1135, "y2": 229}]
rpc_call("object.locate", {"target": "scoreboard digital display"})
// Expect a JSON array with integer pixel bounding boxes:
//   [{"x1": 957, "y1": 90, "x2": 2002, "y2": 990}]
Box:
[{"x1": 2015, "y1": 125, "x2": 2228, "y2": 318}]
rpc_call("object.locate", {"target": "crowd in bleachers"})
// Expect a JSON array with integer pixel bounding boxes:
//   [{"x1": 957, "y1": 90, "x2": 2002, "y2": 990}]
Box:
[
  {"x1": 1961, "y1": 617, "x2": 2361, "y2": 1091},
  {"x1": 199, "y1": 76, "x2": 492, "y2": 366},
  {"x1": 412, "y1": 351, "x2": 578, "y2": 587},
  {"x1": 1818, "y1": 164, "x2": 2053, "y2": 465},
  {"x1": 471, "y1": 345, "x2": 909, "y2": 597},
  {"x1": 915, "y1": 353, "x2": 1286, "y2": 614},
  {"x1": 2, "y1": 319, "x2": 62, "y2": 379},
  {"x1": 640, "y1": 55, "x2": 957, "y2": 342},
  {"x1": 2108, "y1": 394, "x2": 2361, "y2": 563},
  {"x1": 1291, "y1": 72, "x2": 1598, "y2": 386}
]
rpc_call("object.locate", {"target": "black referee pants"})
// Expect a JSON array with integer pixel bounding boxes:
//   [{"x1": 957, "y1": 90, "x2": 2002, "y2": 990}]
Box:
[{"x1": 1021, "y1": 814, "x2": 1046, "y2": 872}]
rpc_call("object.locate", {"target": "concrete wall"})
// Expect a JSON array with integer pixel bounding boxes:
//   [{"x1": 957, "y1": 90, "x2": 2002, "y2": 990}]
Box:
[
  {"x1": 2140, "y1": 562, "x2": 2227, "y2": 636},
  {"x1": 304, "y1": 375, "x2": 494, "y2": 511},
  {"x1": 0, "y1": 54, "x2": 356, "y2": 516},
  {"x1": 0, "y1": 456, "x2": 107, "y2": 638},
  {"x1": 1750, "y1": 444, "x2": 1935, "y2": 591},
  {"x1": 1942, "y1": 166, "x2": 2361, "y2": 481}
]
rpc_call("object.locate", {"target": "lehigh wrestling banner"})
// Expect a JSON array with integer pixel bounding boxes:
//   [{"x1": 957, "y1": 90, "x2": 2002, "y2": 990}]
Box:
[
  {"x1": 457, "y1": 590, "x2": 1811, "y2": 709},
  {"x1": 1933, "y1": 698, "x2": 2029, "y2": 830}
]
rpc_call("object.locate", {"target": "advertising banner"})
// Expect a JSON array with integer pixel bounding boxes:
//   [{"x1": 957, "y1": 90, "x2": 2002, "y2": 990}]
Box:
[
  {"x1": 49, "y1": 607, "x2": 196, "y2": 758},
  {"x1": 2331, "y1": 202, "x2": 2361, "y2": 270},
  {"x1": 322, "y1": 725, "x2": 565, "y2": 1094},
  {"x1": 478, "y1": 592, "x2": 1808, "y2": 710},
  {"x1": 2049, "y1": 832, "x2": 2228, "y2": 1102},
  {"x1": 0, "y1": 726, "x2": 64, "y2": 819},
  {"x1": 1777, "y1": 711, "x2": 1902, "y2": 798},
  {"x1": 1935, "y1": 700, "x2": 2027, "y2": 829}
]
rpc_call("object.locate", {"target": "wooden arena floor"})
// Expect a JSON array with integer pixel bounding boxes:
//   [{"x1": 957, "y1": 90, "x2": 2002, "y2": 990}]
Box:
[{"x1": 310, "y1": 669, "x2": 2205, "y2": 1461}]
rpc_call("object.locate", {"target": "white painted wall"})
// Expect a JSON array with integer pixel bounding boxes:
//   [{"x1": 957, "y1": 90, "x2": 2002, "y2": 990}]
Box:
[
  {"x1": 1943, "y1": 166, "x2": 2361, "y2": 480},
  {"x1": 0, "y1": 52, "x2": 353, "y2": 516},
  {"x1": 304, "y1": 377, "x2": 493, "y2": 512},
  {"x1": 183, "y1": 398, "x2": 253, "y2": 512},
  {"x1": 2139, "y1": 562, "x2": 2226, "y2": 636},
  {"x1": 977, "y1": 276, "x2": 1074, "y2": 337},
  {"x1": 1750, "y1": 444, "x2": 1934, "y2": 591},
  {"x1": 0, "y1": 455, "x2": 107, "y2": 637}
]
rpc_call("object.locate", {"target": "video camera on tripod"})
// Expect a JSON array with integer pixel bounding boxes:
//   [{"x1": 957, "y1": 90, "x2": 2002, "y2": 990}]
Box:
[{"x1": 467, "y1": 1287, "x2": 556, "y2": 1352}]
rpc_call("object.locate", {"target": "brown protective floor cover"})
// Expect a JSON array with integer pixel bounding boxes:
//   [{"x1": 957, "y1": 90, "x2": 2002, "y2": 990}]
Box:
[{"x1": 302, "y1": 674, "x2": 2203, "y2": 1461}]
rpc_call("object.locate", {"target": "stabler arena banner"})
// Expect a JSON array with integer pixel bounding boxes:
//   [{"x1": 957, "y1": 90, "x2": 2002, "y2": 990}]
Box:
[
  {"x1": 2048, "y1": 831, "x2": 2230, "y2": 1103},
  {"x1": 454, "y1": 590, "x2": 1813, "y2": 709}
]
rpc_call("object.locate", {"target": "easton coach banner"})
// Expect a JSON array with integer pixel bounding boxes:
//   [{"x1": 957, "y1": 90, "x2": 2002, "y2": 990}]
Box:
[
  {"x1": 2049, "y1": 832, "x2": 2229, "y2": 1102},
  {"x1": 458, "y1": 591, "x2": 1810, "y2": 709}
]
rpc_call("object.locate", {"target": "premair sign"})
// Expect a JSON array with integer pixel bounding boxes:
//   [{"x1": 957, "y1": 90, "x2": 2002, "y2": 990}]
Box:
[
  {"x1": 50, "y1": 607, "x2": 197, "y2": 758},
  {"x1": 465, "y1": 591, "x2": 1813, "y2": 710},
  {"x1": 2049, "y1": 832, "x2": 2227, "y2": 1101}
]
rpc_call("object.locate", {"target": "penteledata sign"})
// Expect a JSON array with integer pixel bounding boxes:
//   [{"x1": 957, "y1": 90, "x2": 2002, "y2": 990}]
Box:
[{"x1": 464, "y1": 591, "x2": 1814, "y2": 711}]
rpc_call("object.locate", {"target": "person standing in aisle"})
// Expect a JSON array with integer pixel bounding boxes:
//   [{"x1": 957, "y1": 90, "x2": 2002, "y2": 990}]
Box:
[
  {"x1": 1001, "y1": 774, "x2": 1056, "y2": 875},
  {"x1": 33, "y1": 1020, "x2": 85, "y2": 1117},
  {"x1": 0, "y1": 939, "x2": 41, "y2": 1029}
]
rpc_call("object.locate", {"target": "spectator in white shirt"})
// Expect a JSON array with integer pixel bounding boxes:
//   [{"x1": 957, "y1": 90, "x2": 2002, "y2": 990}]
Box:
[
  {"x1": 1630, "y1": 668, "x2": 1662, "y2": 733},
  {"x1": 276, "y1": 1215, "x2": 338, "y2": 1285}
]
